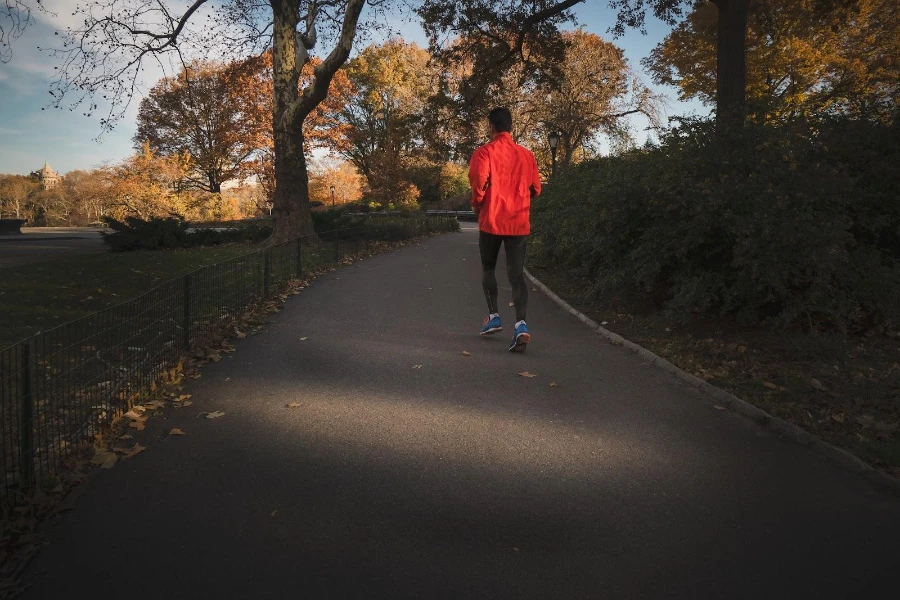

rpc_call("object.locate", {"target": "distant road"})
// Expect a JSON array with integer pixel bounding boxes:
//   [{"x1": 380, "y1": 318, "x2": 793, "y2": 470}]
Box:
[{"x1": 0, "y1": 227, "x2": 106, "y2": 269}]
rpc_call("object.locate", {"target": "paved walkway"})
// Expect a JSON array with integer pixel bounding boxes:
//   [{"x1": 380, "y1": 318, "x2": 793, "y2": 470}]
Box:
[
  {"x1": 23, "y1": 225, "x2": 900, "y2": 598},
  {"x1": 0, "y1": 228, "x2": 105, "y2": 269}
]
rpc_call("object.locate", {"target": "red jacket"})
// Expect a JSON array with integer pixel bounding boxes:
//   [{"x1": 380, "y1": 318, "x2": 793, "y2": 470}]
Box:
[{"x1": 469, "y1": 132, "x2": 541, "y2": 236}]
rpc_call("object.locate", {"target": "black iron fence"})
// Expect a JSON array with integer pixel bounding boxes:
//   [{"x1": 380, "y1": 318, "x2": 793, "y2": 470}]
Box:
[{"x1": 0, "y1": 218, "x2": 456, "y2": 506}]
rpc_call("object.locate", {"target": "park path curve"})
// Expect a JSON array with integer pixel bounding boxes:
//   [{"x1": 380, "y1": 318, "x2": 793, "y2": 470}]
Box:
[{"x1": 23, "y1": 224, "x2": 900, "y2": 599}]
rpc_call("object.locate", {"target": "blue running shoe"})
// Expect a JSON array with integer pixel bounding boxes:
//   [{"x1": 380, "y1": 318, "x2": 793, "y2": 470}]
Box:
[
  {"x1": 509, "y1": 322, "x2": 531, "y2": 352},
  {"x1": 480, "y1": 315, "x2": 503, "y2": 335}
]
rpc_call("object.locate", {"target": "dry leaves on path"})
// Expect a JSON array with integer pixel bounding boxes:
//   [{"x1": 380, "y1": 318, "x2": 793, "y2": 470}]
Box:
[
  {"x1": 286, "y1": 402, "x2": 301, "y2": 408},
  {"x1": 462, "y1": 351, "x2": 471, "y2": 356},
  {"x1": 122, "y1": 444, "x2": 148, "y2": 460},
  {"x1": 518, "y1": 371, "x2": 536, "y2": 378},
  {"x1": 169, "y1": 428, "x2": 186, "y2": 436},
  {"x1": 206, "y1": 411, "x2": 226, "y2": 419}
]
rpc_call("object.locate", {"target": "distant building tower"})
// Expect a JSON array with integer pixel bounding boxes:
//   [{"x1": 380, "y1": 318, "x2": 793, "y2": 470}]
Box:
[{"x1": 34, "y1": 162, "x2": 61, "y2": 189}]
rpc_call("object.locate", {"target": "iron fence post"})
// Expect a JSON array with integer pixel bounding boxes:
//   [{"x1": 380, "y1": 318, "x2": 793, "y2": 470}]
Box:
[
  {"x1": 263, "y1": 249, "x2": 272, "y2": 298},
  {"x1": 296, "y1": 237, "x2": 303, "y2": 278},
  {"x1": 182, "y1": 274, "x2": 192, "y2": 350},
  {"x1": 19, "y1": 340, "x2": 35, "y2": 489}
]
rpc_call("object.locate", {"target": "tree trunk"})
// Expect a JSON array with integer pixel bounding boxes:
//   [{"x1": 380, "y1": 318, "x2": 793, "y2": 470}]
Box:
[
  {"x1": 269, "y1": 0, "x2": 316, "y2": 243},
  {"x1": 208, "y1": 172, "x2": 221, "y2": 194},
  {"x1": 713, "y1": 0, "x2": 750, "y2": 126}
]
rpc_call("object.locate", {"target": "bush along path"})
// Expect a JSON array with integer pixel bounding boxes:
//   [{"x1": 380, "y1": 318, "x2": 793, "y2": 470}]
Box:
[
  {"x1": 15, "y1": 226, "x2": 900, "y2": 599},
  {"x1": 0, "y1": 227, "x2": 456, "y2": 599},
  {"x1": 530, "y1": 117, "x2": 900, "y2": 479}
]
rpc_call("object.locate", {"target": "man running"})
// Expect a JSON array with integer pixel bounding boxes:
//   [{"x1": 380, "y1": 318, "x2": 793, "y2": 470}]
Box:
[{"x1": 468, "y1": 107, "x2": 542, "y2": 352}]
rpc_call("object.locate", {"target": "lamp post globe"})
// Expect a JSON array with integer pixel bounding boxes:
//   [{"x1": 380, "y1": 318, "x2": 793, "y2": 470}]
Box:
[{"x1": 548, "y1": 131, "x2": 560, "y2": 179}]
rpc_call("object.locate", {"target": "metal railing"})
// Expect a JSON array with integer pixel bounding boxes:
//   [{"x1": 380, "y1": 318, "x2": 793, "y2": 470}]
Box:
[{"x1": 0, "y1": 218, "x2": 457, "y2": 506}]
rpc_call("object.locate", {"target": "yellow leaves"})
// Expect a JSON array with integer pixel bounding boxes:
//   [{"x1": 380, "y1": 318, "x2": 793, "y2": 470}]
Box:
[
  {"x1": 299, "y1": 337, "x2": 308, "y2": 341},
  {"x1": 286, "y1": 402, "x2": 301, "y2": 408},
  {"x1": 206, "y1": 411, "x2": 226, "y2": 419},
  {"x1": 461, "y1": 350, "x2": 471, "y2": 356},
  {"x1": 518, "y1": 371, "x2": 536, "y2": 378},
  {"x1": 168, "y1": 428, "x2": 186, "y2": 436}
]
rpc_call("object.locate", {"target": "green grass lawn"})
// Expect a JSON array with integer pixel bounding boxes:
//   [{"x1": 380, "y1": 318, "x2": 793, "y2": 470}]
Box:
[{"x1": 0, "y1": 245, "x2": 254, "y2": 349}]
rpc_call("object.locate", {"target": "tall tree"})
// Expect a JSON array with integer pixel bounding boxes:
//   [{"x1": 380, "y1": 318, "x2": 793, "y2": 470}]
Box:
[
  {"x1": 610, "y1": 0, "x2": 750, "y2": 124},
  {"x1": 417, "y1": 0, "x2": 585, "y2": 132},
  {"x1": 135, "y1": 60, "x2": 266, "y2": 193},
  {"x1": 337, "y1": 39, "x2": 432, "y2": 186},
  {"x1": 533, "y1": 30, "x2": 663, "y2": 169},
  {"x1": 41, "y1": 0, "x2": 368, "y2": 242},
  {"x1": 233, "y1": 52, "x2": 353, "y2": 208},
  {"x1": 644, "y1": 0, "x2": 900, "y2": 122}
]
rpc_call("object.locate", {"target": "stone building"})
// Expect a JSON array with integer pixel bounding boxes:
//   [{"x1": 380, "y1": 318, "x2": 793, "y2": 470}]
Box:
[{"x1": 32, "y1": 162, "x2": 61, "y2": 189}]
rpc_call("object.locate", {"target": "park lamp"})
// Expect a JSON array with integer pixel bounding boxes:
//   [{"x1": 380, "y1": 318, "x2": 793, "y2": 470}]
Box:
[
  {"x1": 330, "y1": 184, "x2": 336, "y2": 208},
  {"x1": 548, "y1": 131, "x2": 560, "y2": 151}
]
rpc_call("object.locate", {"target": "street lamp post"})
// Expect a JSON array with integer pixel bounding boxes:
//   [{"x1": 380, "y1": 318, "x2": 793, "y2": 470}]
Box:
[
  {"x1": 330, "y1": 184, "x2": 336, "y2": 208},
  {"x1": 548, "y1": 131, "x2": 560, "y2": 179}
]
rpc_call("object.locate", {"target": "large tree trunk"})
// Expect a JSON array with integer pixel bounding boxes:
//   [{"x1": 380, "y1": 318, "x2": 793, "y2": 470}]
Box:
[
  {"x1": 270, "y1": 0, "x2": 316, "y2": 242},
  {"x1": 268, "y1": 0, "x2": 366, "y2": 244},
  {"x1": 713, "y1": 0, "x2": 750, "y2": 126}
]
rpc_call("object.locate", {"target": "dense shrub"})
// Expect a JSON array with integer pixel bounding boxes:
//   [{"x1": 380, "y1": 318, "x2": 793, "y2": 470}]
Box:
[
  {"x1": 101, "y1": 216, "x2": 273, "y2": 251},
  {"x1": 531, "y1": 117, "x2": 900, "y2": 330},
  {"x1": 101, "y1": 216, "x2": 188, "y2": 251}
]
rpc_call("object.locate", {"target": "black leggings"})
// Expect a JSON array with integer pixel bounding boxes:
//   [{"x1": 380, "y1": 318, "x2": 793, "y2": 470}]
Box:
[{"x1": 479, "y1": 231, "x2": 528, "y2": 322}]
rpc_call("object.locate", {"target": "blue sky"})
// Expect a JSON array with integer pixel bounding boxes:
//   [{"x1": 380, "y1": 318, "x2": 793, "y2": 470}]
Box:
[{"x1": 0, "y1": 1, "x2": 706, "y2": 177}]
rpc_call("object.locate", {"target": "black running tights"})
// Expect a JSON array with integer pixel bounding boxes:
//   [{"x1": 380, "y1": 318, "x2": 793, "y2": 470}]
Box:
[{"x1": 479, "y1": 231, "x2": 528, "y2": 322}]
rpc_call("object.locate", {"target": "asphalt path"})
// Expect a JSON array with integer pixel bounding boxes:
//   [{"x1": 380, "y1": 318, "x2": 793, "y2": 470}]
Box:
[{"x1": 22, "y1": 225, "x2": 900, "y2": 599}]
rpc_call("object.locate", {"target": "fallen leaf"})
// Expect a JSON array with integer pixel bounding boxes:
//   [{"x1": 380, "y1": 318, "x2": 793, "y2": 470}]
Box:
[
  {"x1": 169, "y1": 428, "x2": 186, "y2": 436},
  {"x1": 412, "y1": 364, "x2": 423, "y2": 369},
  {"x1": 809, "y1": 378, "x2": 828, "y2": 392},
  {"x1": 300, "y1": 337, "x2": 308, "y2": 341},
  {"x1": 91, "y1": 452, "x2": 118, "y2": 469},
  {"x1": 271, "y1": 510, "x2": 278, "y2": 517},
  {"x1": 601, "y1": 321, "x2": 608, "y2": 325},
  {"x1": 206, "y1": 411, "x2": 226, "y2": 419},
  {"x1": 123, "y1": 444, "x2": 148, "y2": 459},
  {"x1": 118, "y1": 434, "x2": 134, "y2": 440},
  {"x1": 857, "y1": 414, "x2": 875, "y2": 428},
  {"x1": 518, "y1": 371, "x2": 536, "y2": 378},
  {"x1": 181, "y1": 400, "x2": 193, "y2": 407},
  {"x1": 129, "y1": 421, "x2": 146, "y2": 431},
  {"x1": 713, "y1": 405, "x2": 726, "y2": 410},
  {"x1": 462, "y1": 351, "x2": 471, "y2": 356},
  {"x1": 286, "y1": 402, "x2": 301, "y2": 408},
  {"x1": 762, "y1": 381, "x2": 779, "y2": 390},
  {"x1": 124, "y1": 410, "x2": 144, "y2": 420},
  {"x1": 235, "y1": 330, "x2": 247, "y2": 339},
  {"x1": 509, "y1": 302, "x2": 515, "y2": 307},
  {"x1": 549, "y1": 382, "x2": 558, "y2": 387}
]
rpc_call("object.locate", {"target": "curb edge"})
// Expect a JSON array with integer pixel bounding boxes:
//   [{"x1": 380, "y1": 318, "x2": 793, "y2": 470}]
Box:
[{"x1": 524, "y1": 268, "x2": 900, "y2": 500}]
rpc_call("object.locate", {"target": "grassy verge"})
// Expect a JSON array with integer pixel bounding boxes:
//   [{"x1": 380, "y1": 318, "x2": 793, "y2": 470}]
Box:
[
  {"x1": 531, "y1": 267, "x2": 900, "y2": 476},
  {"x1": 0, "y1": 245, "x2": 254, "y2": 349}
]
